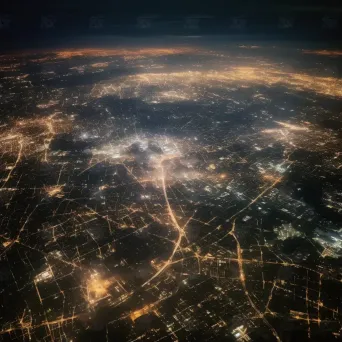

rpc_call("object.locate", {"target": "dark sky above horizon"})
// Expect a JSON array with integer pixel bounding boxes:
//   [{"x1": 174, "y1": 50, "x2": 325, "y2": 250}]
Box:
[{"x1": 1, "y1": 0, "x2": 341, "y2": 14}]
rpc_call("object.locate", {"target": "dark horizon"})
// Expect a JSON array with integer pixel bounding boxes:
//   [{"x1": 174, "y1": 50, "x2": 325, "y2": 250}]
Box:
[{"x1": 1, "y1": 0, "x2": 342, "y2": 12}]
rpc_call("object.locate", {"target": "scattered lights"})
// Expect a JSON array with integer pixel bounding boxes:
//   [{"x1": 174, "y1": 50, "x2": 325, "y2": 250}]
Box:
[
  {"x1": 0, "y1": 43, "x2": 341, "y2": 342},
  {"x1": 34, "y1": 268, "x2": 53, "y2": 283},
  {"x1": 274, "y1": 224, "x2": 303, "y2": 241}
]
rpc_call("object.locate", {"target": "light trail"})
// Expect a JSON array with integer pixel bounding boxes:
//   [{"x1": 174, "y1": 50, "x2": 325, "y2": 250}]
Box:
[
  {"x1": 1, "y1": 139, "x2": 23, "y2": 188},
  {"x1": 229, "y1": 222, "x2": 281, "y2": 342},
  {"x1": 227, "y1": 177, "x2": 282, "y2": 222},
  {"x1": 142, "y1": 165, "x2": 184, "y2": 287}
]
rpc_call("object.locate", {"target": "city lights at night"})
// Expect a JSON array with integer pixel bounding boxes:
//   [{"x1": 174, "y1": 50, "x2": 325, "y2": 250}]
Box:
[{"x1": 0, "y1": 37, "x2": 342, "y2": 341}]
